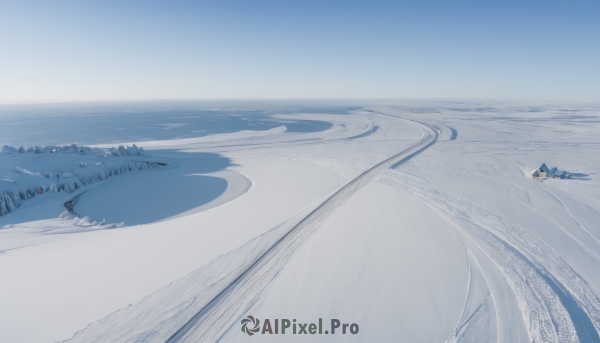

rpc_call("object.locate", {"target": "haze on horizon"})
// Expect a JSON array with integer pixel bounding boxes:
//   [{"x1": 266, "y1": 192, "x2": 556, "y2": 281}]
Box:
[{"x1": 1, "y1": 0, "x2": 599, "y2": 102}]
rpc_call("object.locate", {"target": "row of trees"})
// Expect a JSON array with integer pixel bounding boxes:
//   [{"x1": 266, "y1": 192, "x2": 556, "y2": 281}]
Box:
[
  {"x1": 2, "y1": 143, "x2": 144, "y2": 156},
  {"x1": 0, "y1": 160, "x2": 163, "y2": 216}
]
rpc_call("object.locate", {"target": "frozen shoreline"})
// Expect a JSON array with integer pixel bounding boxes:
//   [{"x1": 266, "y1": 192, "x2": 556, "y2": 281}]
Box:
[{"x1": 1, "y1": 102, "x2": 599, "y2": 342}]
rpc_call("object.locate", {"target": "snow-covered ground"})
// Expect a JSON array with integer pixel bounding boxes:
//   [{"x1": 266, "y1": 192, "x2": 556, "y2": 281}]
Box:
[{"x1": 0, "y1": 101, "x2": 599, "y2": 342}]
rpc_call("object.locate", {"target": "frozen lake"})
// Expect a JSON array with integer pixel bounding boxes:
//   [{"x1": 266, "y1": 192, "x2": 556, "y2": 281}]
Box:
[{"x1": 0, "y1": 101, "x2": 333, "y2": 146}]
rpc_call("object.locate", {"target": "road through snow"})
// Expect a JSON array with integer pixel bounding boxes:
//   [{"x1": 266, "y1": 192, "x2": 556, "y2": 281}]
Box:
[
  {"x1": 165, "y1": 117, "x2": 438, "y2": 342},
  {"x1": 5, "y1": 101, "x2": 597, "y2": 343}
]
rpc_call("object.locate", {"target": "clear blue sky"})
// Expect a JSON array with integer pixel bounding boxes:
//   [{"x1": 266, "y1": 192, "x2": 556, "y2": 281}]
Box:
[{"x1": 1, "y1": 0, "x2": 598, "y2": 101}]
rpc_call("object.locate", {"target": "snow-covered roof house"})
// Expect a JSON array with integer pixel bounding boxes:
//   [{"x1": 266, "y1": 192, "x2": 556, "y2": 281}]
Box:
[{"x1": 532, "y1": 163, "x2": 571, "y2": 179}]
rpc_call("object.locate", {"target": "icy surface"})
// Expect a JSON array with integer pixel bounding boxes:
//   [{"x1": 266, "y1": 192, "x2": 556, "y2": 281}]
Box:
[{"x1": 0, "y1": 101, "x2": 599, "y2": 342}]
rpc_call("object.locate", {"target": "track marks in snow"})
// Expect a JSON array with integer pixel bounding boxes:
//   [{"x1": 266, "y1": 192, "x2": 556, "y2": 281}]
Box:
[
  {"x1": 447, "y1": 251, "x2": 497, "y2": 343},
  {"x1": 539, "y1": 185, "x2": 600, "y2": 248},
  {"x1": 381, "y1": 171, "x2": 600, "y2": 343},
  {"x1": 434, "y1": 125, "x2": 458, "y2": 141},
  {"x1": 496, "y1": 177, "x2": 600, "y2": 263},
  {"x1": 62, "y1": 219, "x2": 294, "y2": 343},
  {"x1": 163, "y1": 118, "x2": 438, "y2": 342}
]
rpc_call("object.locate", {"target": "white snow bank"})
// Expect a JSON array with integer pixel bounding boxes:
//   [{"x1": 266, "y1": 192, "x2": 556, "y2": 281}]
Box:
[
  {"x1": 73, "y1": 163, "x2": 251, "y2": 226},
  {"x1": 0, "y1": 157, "x2": 341, "y2": 343},
  {"x1": 101, "y1": 126, "x2": 289, "y2": 151},
  {"x1": 64, "y1": 216, "x2": 293, "y2": 343}
]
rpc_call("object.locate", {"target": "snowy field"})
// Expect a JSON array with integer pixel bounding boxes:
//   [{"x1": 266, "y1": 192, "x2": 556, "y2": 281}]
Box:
[{"x1": 0, "y1": 100, "x2": 599, "y2": 342}]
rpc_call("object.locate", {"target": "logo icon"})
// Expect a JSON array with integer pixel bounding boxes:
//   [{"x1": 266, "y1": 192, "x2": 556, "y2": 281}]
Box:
[{"x1": 241, "y1": 315, "x2": 261, "y2": 336}]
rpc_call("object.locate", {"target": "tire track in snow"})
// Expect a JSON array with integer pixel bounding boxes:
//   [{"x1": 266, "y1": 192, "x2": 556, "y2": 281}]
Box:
[
  {"x1": 496, "y1": 177, "x2": 600, "y2": 263},
  {"x1": 538, "y1": 184, "x2": 600, "y2": 248},
  {"x1": 421, "y1": 201, "x2": 503, "y2": 342},
  {"x1": 381, "y1": 171, "x2": 600, "y2": 342},
  {"x1": 164, "y1": 117, "x2": 438, "y2": 343}
]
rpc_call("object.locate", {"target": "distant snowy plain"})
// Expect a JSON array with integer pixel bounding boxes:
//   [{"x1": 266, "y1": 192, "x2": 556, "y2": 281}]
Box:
[{"x1": 0, "y1": 101, "x2": 599, "y2": 342}]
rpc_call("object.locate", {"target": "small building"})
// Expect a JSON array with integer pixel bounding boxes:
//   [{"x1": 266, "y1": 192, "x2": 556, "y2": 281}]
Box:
[{"x1": 532, "y1": 163, "x2": 571, "y2": 179}]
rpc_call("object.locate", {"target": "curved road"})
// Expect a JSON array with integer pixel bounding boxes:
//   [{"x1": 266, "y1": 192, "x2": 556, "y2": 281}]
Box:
[{"x1": 165, "y1": 116, "x2": 438, "y2": 343}]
